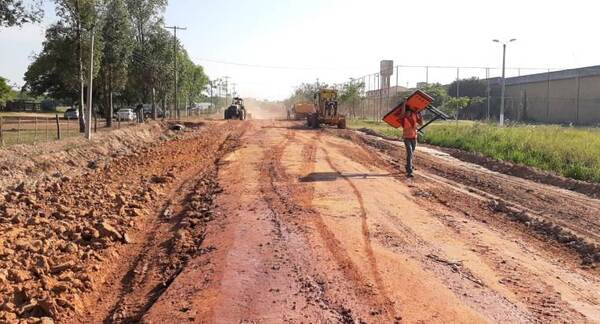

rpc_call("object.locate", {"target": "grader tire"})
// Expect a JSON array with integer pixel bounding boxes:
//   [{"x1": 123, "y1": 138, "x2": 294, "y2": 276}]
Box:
[{"x1": 308, "y1": 114, "x2": 319, "y2": 129}]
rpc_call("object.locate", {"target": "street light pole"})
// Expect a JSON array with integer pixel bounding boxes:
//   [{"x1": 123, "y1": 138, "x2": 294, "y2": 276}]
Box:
[{"x1": 494, "y1": 38, "x2": 516, "y2": 126}]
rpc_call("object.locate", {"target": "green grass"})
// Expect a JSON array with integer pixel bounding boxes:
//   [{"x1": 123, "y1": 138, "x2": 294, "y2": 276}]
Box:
[
  {"x1": 0, "y1": 129, "x2": 81, "y2": 146},
  {"x1": 349, "y1": 119, "x2": 600, "y2": 183}
]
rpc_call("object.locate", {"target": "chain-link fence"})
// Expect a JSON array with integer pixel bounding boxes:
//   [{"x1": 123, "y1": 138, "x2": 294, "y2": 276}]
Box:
[{"x1": 337, "y1": 65, "x2": 600, "y2": 126}]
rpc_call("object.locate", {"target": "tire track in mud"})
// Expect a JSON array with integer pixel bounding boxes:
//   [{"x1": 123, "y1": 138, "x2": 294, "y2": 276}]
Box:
[
  {"x1": 344, "y1": 130, "x2": 600, "y2": 265},
  {"x1": 330, "y1": 129, "x2": 600, "y2": 321},
  {"x1": 258, "y1": 132, "x2": 355, "y2": 323},
  {"x1": 320, "y1": 147, "x2": 398, "y2": 321},
  {"x1": 259, "y1": 128, "x2": 400, "y2": 322}
]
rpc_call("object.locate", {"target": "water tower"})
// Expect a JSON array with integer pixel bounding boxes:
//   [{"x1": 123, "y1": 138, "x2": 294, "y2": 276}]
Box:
[{"x1": 380, "y1": 60, "x2": 394, "y2": 90}]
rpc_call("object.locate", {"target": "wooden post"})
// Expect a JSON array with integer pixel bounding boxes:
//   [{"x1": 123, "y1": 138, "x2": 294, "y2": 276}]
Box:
[
  {"x1": 34, "y1": 117, "x2": 38, "y2": 143},
  {"x1": 45, "y1": 117, "x2": 49, "y2": 141},
  {"x1": 56, "y1": 115, "x2": 61, "y2": 140},
  {"x1": 118, "y1": 116, "x2": 121, "y2": 129},
  {"x1": 94, "y1": 114, "x2": 97, "y2": 133},
  {"x1": 17, "y1": 117, "x2": 21, "y2": 144},
  {"x1": 0, "y1": 116, "x2": 3, "y2": 146}
]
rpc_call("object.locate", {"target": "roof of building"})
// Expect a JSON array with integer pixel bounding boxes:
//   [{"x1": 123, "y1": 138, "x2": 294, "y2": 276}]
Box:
[
  {"x1": 366, "y1": 85, "x2": 409, "y2": 97},
  {"x1": 489, "y1": 65, "x2": 600, "y2": 86}
]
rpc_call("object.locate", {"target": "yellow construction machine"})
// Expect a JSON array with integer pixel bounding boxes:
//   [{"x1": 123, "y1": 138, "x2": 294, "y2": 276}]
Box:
[{"x1": 307, "y1": 89, "x2": 346, "y2": 129}]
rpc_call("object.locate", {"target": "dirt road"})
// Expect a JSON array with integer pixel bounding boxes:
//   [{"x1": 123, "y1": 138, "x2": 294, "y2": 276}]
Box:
[{"x1": 2, "y1": 120, "x2": 600, "y2": 323}]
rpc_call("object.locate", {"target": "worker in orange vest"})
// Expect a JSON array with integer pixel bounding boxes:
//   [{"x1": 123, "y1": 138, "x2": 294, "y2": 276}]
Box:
[{"x1": 400, "y1": 104, "x2": 423, "y2": 177}]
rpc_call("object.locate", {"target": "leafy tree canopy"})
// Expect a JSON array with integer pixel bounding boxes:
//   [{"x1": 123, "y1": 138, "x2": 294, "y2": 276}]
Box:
[
  {"x1": 0, "y1": 0, "x2": 43, "y2": 27},
  {"x1": 448, "y1": 77, "x2": 487, "y2": 98}
]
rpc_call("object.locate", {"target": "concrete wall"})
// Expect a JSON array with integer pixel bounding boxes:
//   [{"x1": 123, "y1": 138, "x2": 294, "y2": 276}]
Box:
[{"x1": 504, "y1": 75, "x2": 600, "y2": 125}]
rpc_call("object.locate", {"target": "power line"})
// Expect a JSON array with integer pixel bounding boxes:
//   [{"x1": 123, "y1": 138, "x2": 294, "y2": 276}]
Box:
[
  {"x1": 194, "y1": 57, "x2": 561, "y2": 73},
  {"x1": 194, "y1": 58, "x2": 360, "y2": 71}
]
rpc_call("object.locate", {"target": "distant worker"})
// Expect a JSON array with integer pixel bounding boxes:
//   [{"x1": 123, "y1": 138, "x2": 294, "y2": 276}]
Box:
[
  {"x1": 135, "y1": 103, "x2": 144, "y2": 123},
  {"x1": 400, "y1": 104, "x2": 423, "y2": 178}
]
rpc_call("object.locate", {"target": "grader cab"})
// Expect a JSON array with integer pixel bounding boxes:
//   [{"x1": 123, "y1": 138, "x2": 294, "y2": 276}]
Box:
[{"x1": 307, "y1": 89, "x2": 346, "y2": 129}]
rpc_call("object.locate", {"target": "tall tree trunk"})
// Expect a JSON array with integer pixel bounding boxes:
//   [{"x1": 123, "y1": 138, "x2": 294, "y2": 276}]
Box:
[
  {"x1": 104, "y1": 68, "x2": 109, "y2": 126},
  {"x1": 76, "y1": 0, "x2": 85, "y2": 133},
  {"x1": 108, "y1": 67, "x2": 113, "y2": 127}
]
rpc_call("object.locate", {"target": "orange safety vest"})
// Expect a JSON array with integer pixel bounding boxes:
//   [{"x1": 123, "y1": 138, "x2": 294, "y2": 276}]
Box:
[{"x1": 401, "y1": 113, "x2": 421, "y2": 139}]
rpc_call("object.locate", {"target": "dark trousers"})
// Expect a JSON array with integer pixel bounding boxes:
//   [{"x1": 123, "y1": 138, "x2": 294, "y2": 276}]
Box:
[{"x1": 404, "y1": 138, "x2": 417, "y2": 174}]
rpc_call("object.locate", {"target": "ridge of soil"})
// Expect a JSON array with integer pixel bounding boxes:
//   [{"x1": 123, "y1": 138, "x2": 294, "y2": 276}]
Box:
[{"x1": 354, "y1": 127, "x2": 600, "y2": 199}]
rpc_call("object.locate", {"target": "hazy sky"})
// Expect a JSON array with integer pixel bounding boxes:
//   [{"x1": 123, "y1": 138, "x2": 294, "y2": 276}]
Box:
[{"x1": 1, "y1": 0, "x2": 599, "y2": 100}]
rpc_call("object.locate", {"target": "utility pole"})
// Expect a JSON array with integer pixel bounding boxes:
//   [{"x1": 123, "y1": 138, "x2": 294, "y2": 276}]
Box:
[
  {"x1": 165, "y1": 25, "x2": 187, "y2": 119},
  {"x1": 217, "y1": 79, "x2": 222, "y2": 109},
  {"x1": 85, "y1": 24, "x2": 96, "y2": 140},
  {"x1": 209, "y1": 81, "x2": 214, "y2": 112},
  {"x1": 223, "y1": 76, "x2": 230, "y2": 105}
]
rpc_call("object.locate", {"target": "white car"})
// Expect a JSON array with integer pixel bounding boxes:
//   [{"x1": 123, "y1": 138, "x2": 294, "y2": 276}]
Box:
[
  {"x1": 116, "y1": 108, "x2": 136, "y2": 121},
  {"x1": 63, "y1": 108, "x2": 79, "y2": 119}
]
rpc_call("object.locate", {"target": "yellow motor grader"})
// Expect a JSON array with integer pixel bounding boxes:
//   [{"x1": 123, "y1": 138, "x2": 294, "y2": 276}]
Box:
[{"x1": 307, "y1": 89, "x2": 346, "y2": 129}]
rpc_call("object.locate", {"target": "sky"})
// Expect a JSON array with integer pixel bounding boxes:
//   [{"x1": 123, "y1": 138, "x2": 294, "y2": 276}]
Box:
[{"x1": 1, "y1": 0, "x2": 600, "y2": 100}]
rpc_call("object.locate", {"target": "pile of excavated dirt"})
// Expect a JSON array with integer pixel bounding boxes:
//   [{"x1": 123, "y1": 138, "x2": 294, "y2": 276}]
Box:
[
  {"x1": 0, "y1": 122, "x2": 179, "y2": 191},
  {"x1": 0, "y1": 121, "x2": 239, "y2": 323}
]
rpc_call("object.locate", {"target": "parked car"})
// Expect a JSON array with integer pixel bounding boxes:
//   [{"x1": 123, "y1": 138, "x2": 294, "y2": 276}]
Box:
[
  {"x1": 116, "y1": 108, "x2": 136, "y2": 121},
  {"x1": 142, "y1": 104, "x2": 164, "y2": 118},
  {"x1": 64, "y1": 108, "x2": 79, "y2": 119}
]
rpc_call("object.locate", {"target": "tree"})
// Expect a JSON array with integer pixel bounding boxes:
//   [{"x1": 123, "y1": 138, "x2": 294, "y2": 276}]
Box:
[
  {"x1": 100, "y1": 0, "x2": 134, "y2": 125},
  {"x1": 448, "y1": 77, "x2": 487, "y2": 98},
  {"x1": 285, "y1": 82, "x2": 324, "y2": 107},
  {"x1": 179, "y1": 59, "x2": 209, "y2": 110},
  {"x1": 0, "y1": 77, "x2": 15, "y2": 108},
  {"x1": 339, "y1": 78, "x2": 365, "y2": 118},
  {"x1": 141, "y1": 24, "x2": 173, "y2": 112},
  {"x1": 443, "y1": 96, "x2": 484, "y2": 120},
  {"x1": 419, "y1": 83, "x2": 448, "y2": 108},
  {"x1": 54, "y1": 0, "x2": 103, "y2": 132},
  {"x1": 24, "y1": 23, "x2": 80, "y2": 100},
  {"x1": 126, "y1": 0, "x2": 167, "y2": 103},
  {"x1": 0, "y1": 0, "x2": 43, "y2": 27}
]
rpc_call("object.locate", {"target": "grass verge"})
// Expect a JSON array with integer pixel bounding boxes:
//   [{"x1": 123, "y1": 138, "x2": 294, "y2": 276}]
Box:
[{"x1": 349, "y1": 119, "x2": 600, "y2": 183}]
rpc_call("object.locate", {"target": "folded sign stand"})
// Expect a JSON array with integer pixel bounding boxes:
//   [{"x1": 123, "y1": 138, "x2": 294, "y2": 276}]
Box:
[{"x1": 382, "y1": 90, "x2": 450, "y2": 134}]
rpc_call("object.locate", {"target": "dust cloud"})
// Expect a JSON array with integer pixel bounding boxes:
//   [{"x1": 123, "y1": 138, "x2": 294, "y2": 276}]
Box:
[{"x1": 243, "y1": 98, "x2": 287, "y2": 120}]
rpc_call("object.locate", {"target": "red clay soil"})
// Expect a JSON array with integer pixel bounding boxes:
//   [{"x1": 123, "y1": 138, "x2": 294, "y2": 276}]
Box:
[{"x1": 1, "y1": 120, "x2": 600, "y2": 323}]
